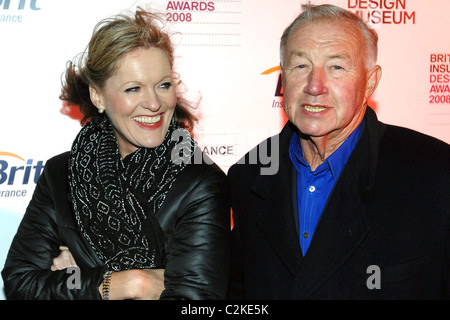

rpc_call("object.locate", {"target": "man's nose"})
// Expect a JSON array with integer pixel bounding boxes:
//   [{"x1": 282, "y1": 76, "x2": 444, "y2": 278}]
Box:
[{"x1": 303, "y1": 67, "x2": 329, "y2": 96}]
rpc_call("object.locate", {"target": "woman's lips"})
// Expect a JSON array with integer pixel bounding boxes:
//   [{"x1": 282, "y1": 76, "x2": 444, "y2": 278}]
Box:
[{"x1": 132, "y1": 114, "x2": 163, "y2": 129}]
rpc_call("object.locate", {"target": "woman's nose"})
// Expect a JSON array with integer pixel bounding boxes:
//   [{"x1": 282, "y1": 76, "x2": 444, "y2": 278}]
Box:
[{"x1": 142, "y1": 90, "x2": 161, "y2": 112}]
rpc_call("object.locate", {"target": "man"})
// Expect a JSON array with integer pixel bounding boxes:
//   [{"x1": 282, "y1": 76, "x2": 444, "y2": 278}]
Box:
[{"x1": 228, "y1": 4, "x2": 450, "y2": 299}]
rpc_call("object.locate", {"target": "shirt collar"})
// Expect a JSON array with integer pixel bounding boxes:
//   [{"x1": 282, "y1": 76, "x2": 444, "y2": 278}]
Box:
[{"x1": 289, "y1": 119, "x2": 365, "y2": 179}]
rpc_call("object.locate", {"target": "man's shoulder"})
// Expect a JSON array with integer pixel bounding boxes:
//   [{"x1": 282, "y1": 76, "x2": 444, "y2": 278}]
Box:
[
  {"x1": 228, "y1": 121, "x2": 295, "y2": 179},
  {"x1": 381, "y1": 124, "x2": 450, "y2": 161},
  {"x1": 374, "y1": 124, "x2": 450, "y2": 188}
]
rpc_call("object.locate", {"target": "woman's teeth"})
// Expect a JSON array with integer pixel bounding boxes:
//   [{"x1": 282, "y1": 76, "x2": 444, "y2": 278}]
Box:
[
  {"x1": 133, "y1": 115, "x2": 161, "y2": 124},
  {"x1": 304, "y1": 105, "x2": 326, "y2": 112}
]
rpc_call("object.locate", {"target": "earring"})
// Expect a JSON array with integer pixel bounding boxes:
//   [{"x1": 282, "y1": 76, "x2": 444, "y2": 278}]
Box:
[{"x1": 98, "y1": 108, "x2": 104, "y2": 114}]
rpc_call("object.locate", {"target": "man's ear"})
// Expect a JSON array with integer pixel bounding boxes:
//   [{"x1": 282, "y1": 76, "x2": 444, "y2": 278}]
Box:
[
  {"x1": 366, "y1": 65, "x2": 382, "y2": 99},
  {"x1": 89, "y1": 85, "x2": 105, "y2": 113}
]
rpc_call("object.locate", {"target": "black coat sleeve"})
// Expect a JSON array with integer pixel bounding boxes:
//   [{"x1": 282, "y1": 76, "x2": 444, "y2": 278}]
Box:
[
  {"x1": 1, "y1": 155, "x2": 105, "y2": 300},
  {"x1": 159, "y1": 163, "x2": 231, "y2": 300}
]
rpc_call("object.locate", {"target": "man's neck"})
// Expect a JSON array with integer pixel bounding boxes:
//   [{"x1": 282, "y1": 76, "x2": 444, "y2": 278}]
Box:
[{"x1": 299, "y1": 135, "x2": 346, "y2": 171}]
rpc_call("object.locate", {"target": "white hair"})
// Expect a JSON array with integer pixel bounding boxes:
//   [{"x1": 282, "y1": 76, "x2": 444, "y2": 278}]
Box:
[{"x1": 280, "y1": 4, "x2": 378, "y2": 70}]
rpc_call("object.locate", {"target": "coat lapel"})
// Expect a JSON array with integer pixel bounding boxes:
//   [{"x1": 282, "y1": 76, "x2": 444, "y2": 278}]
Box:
[
  {"x1": 251, "y1": 123, "x2": 303, "y2": 274},
  {"x1": 253, "y1": 163, "x2": 302, "y2": 275}
]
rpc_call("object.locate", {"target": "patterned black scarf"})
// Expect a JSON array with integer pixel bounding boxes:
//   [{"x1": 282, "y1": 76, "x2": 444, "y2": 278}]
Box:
[{"x1": 68, "y1": 116, "x2": 195, "y2": 271}]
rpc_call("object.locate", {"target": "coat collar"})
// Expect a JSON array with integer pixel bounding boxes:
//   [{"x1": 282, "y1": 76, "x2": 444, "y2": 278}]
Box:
[
  {"x1": 251, "y1": 107, "x2": 384, "y2": 199},
  {"x1": 250, "y1": 107, "x2": 386, "y2": 298}
]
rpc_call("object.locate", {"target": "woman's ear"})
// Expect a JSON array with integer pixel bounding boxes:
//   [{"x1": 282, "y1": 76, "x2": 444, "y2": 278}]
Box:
[{"x1": 89, "y1": 85, "x2": 106, "y2": 113}]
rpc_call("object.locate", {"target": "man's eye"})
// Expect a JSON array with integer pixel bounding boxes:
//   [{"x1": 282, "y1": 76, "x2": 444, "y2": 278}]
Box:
[
  {"x1": 332, "y1": 65, "x2": 344, "y2": 70},
  {"x1": 297, "y1": 64, "x2": 306, "y2": 69},
  {"x1": 125, "y1": 86, "x2": 140, "y2": 93}
]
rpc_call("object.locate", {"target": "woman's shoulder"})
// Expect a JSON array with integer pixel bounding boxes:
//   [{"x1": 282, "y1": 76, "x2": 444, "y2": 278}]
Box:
[
  {"x1": 45, "y1": 151, "x2": 71, "y2": 169},
  {"x1": 38, "y1": 151, "x2": 71, "y2": 189},
  {"x1": 181, "y1": 147, "x2": 228, "y2": 185},
  {"x1": 167, "y1": 146, "x2": 229, "y2": 204},
  {"x1": 157, "y1": 147, "x2": 230, "y2": 228}
]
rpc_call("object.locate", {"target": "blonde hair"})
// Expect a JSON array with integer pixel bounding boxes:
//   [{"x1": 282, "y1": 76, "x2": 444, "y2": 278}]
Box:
[{"x1": 61, "y1": 8, "x2": 196, "y2": 129}]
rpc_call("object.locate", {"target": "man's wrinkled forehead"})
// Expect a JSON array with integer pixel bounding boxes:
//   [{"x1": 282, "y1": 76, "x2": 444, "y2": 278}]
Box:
[
  {"x1": 287, "y1": 18, "x2": 363, "y2": 42},
  {"x1": 288, "y1": 49, "x2": 353, "y2": 62},
  {"x1": 284, "y1": 20, "x2": 365, "y2": 61}
]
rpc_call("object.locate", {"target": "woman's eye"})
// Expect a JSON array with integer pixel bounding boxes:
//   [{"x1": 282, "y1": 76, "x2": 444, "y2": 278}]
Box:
[
  {"x1": 125, "y1": 86, "x2": 140, "y2": 93},
  {"x1": 159, "y1": 82, "x2": 172, "y2": 89}
]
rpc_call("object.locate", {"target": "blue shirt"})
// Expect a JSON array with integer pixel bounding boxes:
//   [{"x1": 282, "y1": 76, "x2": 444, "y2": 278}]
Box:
[{"x1": 289, "y1": 121, "x2": 364, "y2": 256}]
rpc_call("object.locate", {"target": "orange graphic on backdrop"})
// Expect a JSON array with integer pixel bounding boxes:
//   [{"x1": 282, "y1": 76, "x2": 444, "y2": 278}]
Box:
[
  {"x1": 262, "y1": 66, "x2": 283, "y2": 97},
  {"x1": 261, "y1": 66, "x2": 281, "y2": 75},
  {"x1": 0, "y1": 152, "x2": 25, "y2": 161}
]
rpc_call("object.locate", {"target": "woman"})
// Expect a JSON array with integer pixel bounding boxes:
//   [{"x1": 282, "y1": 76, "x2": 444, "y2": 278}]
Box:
[{"x1": 2, "y1": 8, "x2": 230, "y2": 300}]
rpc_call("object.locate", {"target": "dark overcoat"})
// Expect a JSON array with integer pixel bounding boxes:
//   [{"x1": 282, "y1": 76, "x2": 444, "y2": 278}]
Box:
[{"x1": 228, "y1": 107, "x2": 450, "y2": 299}]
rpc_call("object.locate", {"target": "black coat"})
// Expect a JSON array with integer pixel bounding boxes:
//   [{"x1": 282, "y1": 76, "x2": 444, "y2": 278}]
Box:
[
  {"x1": 228, "y1": 107, "x2": 450, "y2": 299},
  {"x1": 2, "y1": 149, "x2": 231, "y2": 300}
]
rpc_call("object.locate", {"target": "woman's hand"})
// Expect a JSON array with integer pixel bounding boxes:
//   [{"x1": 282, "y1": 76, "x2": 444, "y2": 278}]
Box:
[
  {"x1": 51, "y1": 247, "x2": 165, "y2": 299},
  {"x1": 100, "y1": 269, "x2": 165, "y2": 300},
  {"x1": 51, "y1": 246, "x2": 77, "y2": 271}
]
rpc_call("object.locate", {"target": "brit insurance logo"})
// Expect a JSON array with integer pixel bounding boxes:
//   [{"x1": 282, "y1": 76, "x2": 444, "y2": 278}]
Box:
[
  {"x1": 0, "y1": 151, "x2": 45, "y2": 198},
  {"x1": 262, "y1": 66, "x2": 283, "y2": 109},
  {"x1": 0, "y1": 0, "x2": 41, "y2": 23}
]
